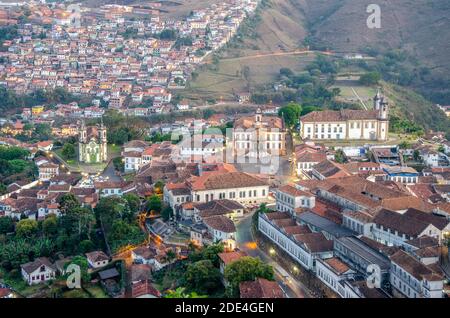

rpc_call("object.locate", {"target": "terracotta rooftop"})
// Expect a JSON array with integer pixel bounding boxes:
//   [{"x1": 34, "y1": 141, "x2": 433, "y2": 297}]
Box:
[
  {"x1": 239, "y1": 278, "x2": 285, "y2": 298},
  {"x1": 218, "y1": 251, "x2": 247, "y2": 265}
]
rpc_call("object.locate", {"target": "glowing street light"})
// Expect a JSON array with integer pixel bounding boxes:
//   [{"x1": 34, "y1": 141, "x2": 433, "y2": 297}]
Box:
[{"x1": 269, "y1": 248, "x2": 276, "y2": 255}]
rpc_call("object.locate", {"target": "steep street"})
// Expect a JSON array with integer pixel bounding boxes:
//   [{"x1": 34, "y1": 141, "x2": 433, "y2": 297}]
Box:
[{"x1": 235, "y1": 212, "x2": 312, "y2": 298}]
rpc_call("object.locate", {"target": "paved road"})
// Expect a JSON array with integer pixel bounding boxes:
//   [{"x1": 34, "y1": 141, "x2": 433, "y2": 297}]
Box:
[
  {"x1": 101, "y1": 159, "x2": 122, "y2": 182},
  {"x1": 235, "y1": 212, "x2": 312, "y2": 298}
]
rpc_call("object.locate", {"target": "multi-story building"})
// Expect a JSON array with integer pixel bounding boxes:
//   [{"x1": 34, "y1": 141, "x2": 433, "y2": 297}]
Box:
[
  {"x1": 38, "y1": 162, "x2": 59, "y2": 181},
  {"x1": 300, "y1": 91, "x2": 389, "y2": 141},
  {"x1": 390, "y1": 250, "x2": 444, "y2": 298},
  {"x1": 258, "y1": 211, "x2": 333, "y2": 271},
  {"x1": 233, "y1": 108, "x2": 286, "y2": 159},
  {"x1": 275, "y1": 185, "x2": 315, "y2": 216},
  {"x1": 188, "y1": 171, "x2": 269, "y2": 206}
]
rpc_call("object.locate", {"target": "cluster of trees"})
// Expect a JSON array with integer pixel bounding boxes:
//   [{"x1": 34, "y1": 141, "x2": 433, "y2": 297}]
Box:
[
  {"x1": 251, "y1": 56, "x2": 345, "y2": 109},
  {"x1": 278, "y1": 102, "x2": 302, "y2": 128},
  {"x1": 0, "y1": 194, "x2": 102, "y2": 275},
  {"x1": 0, "y1": 87, "x2": 77, "y2": 113},
  {"x1": 174, "y1": 36, "x2": 193, "y2": 49},
  {"x1": 183, "y1": 242, "x2": 275, "y2": 297},
  {"x1": 102, "y1": 111, "x2": 147, "y2": 145},
  {"x1": 61, "y1": 142, "x2": 77, "y2": 160},
  {"x1": 224, "y1": 256, "x2": 274, "y2": 297},
  {"x1": 0, "y1": 192, "x2": 147, "y2": 281},
  {"x1": 358, "y1": 72, "x2": 381, "y2": 85},
  {"x1": 145, "y1": 192, "x2": 173, "y2": 221},
  {"x1": 157, "y1": 241, "x2": 276, "y2": 298},
  {"x1": 157, "y1": 29, "x2": 177, "y2": 40},
  {"x1": 0, "y1": 146, "x2": 36, "y2": 192},
  {"x1": 334, "y1": 149, "x2": 348, "y2": 164},
  {"x1": 94, "y1": 194, "x2": 145, "y2": 253},
  {"x1": 390, "y1": 115, "x2": 424, "y2": 136},
  {"x1": 0, "y1": 25, "x2": 18, "y2": 51}
]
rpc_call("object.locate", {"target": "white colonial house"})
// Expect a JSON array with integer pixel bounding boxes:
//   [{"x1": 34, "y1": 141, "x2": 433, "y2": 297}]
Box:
[
  {"x1": 275, "y1": 184, "x2": 315, "y2": 215},
  {"x1": 390, "y1": 250, "x2": 444, "y2": 298},
  {"x1": 203, "y1": 215, "x2": 237, "y2": 251},
  {"x1": 188, "y1": 171, "x2": 269, "y2": 206},
  {"x1": 38, "y1": 162, "x2": 59, "y2": 181},
  {"x1": 124, "y1": 151, "x2": 143, "y2": 172},
  {"x1": 21, "y1": 257, "x2": 57, "y2": 285},
  {"x1": 86, "y1": 251, "x2": 110, "y2": 269}
]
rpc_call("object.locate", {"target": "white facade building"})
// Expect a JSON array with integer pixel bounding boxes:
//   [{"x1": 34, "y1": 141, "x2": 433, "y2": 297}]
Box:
[{"x1": 300, "y1": 91, "x2": 389, "y2": 141}]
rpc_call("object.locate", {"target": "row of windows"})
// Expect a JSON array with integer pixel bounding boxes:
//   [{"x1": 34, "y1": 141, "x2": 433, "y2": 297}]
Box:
[
  {"x1": 306, "y1": 134, "x2": 342, "y2": 140},
  {"x1": 235, "y1": 133, "x2": 283, "y2": 141},
  {"x1": 195, "y1": 189, "x2": 266, "y2": 202},
  {"x1": 259, "y1": 219, "x2": 309, "y2": 268},
  {"x1": 235, "y1": 142, "x2": 282, "y2": 149}
]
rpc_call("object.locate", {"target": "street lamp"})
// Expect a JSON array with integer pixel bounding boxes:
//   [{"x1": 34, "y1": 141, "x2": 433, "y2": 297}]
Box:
[{"x1": 269, "y1": 248, "x2": 276, "y2": 256}]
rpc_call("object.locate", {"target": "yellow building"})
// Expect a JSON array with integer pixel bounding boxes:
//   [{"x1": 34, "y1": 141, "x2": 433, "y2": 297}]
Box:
[{"x1": 32, "y1": 105, "x2": 45, "y2": 116}]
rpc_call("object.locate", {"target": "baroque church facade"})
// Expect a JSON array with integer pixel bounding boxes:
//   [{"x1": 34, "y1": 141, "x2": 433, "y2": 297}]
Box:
[
  {"x1": 78, "y1": 120, "x2": 108, "y2": 163},
  {"x1": 299, "y1": 90, "x2": 389, "y2": 141}
]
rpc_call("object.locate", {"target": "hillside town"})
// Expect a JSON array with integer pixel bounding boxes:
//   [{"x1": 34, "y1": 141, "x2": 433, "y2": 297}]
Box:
[
  {"x1": 0, "y1": 84, "x2": 449, "y2": 299},
  {"x1": 0, "y1": 0, "x2": 449, "y2": 303},
  {"x1": 0, "y1": 0, "x2": 258, "y2": 113}
]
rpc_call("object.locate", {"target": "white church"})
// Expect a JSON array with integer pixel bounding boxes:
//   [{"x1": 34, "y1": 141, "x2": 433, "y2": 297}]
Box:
[{"x1": 299, "y1": 90, "x2": 389, "y2": 141}]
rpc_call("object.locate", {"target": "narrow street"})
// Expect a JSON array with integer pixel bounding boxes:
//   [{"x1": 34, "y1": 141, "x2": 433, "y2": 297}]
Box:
[
  {"x1": 101, "y1": 159, "x2": 122, "y2": 182},
  {"x1": 235, "y1": 212, "x2": 312, "y2": 298}
]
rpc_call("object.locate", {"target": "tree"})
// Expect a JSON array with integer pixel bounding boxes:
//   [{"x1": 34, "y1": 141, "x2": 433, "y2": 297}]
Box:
[
  {"x1": 112, "y1": 157, "x2": 124, "y2": 172},
  {"x1": 413, "y1": 150, "x2": 421, "y2": 162},
  {"x1": 185, "y1": 260, "x2": 222, "y2": 294},
  {"x1": 278, "y1": 102, "x2": 302, "y2": 128},
  {"x1": 188, "y1": 243, "x2": 224, "y2": 267},
  {"x1": 16, "y1": 219, "x2": 38, "y2": 238},
  {"x1": 159, "y1": 29, "x2": 177, "y2": 40},
  {"x1": 108, "y1": 220, "x2": 145, "y2": 252},
  {"x1": 165, "y1": 249, "x2": 177, "y2": 264},
  {"x1": 334, "y1": 149, "x2": 347, "y2": 163},
  {"x1": 59, "y1": 193, "x2": 81, "y2": 214},
  {"x1": 359, "y1": 72, "x2": 381, "y2": 85},
  {"x1": 33, "y1": 123, "x2": 52, "y2": 140},
  {"x1": 43, "y1": 214, "x2": 58, "y2": 235},
  {"x1": 0, "y1": 216, "x2": 14, "y2": 234},
  {"x1": 224, "y1": 256, "x2": 274, "y2": 297},
  {"x1": 123, "y1": 193, "x2": 141, "y2": 215},
  {"x1": 279, "y1": 67, "x2": 294, "y2": 78},
  {"x1": 161, "y1": 206, "x2": 173, "y2": 221},
  {"x1": 202, "y1": 108, "x2": 215, "y2": 120},
  {"x1": 62, "y1": 143, "x2": 76, "y2": 160},
  {"x1": 165, "y1": 287, "x2": 208, "y2": 298},
  {"x1": 154, "y1": 180, "x2": 165, "y2": 194},
  {"x1": 79, "y1": 240, "x2": 95, "y2": 253},
  {"x1": 94, "y1": 197, "x2": 130, "y2": 234},
  {"x1": 65, "y1": 255, "x2": 90, "y2": 284},
  {"x1": 146, "y1": 194, "x2": 162, "y2": 213}
]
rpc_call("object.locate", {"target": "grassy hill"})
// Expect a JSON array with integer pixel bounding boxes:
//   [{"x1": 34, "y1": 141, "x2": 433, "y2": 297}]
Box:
[{"x1": 300, "y1": 0, "x2": 450, "y2": 104}]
